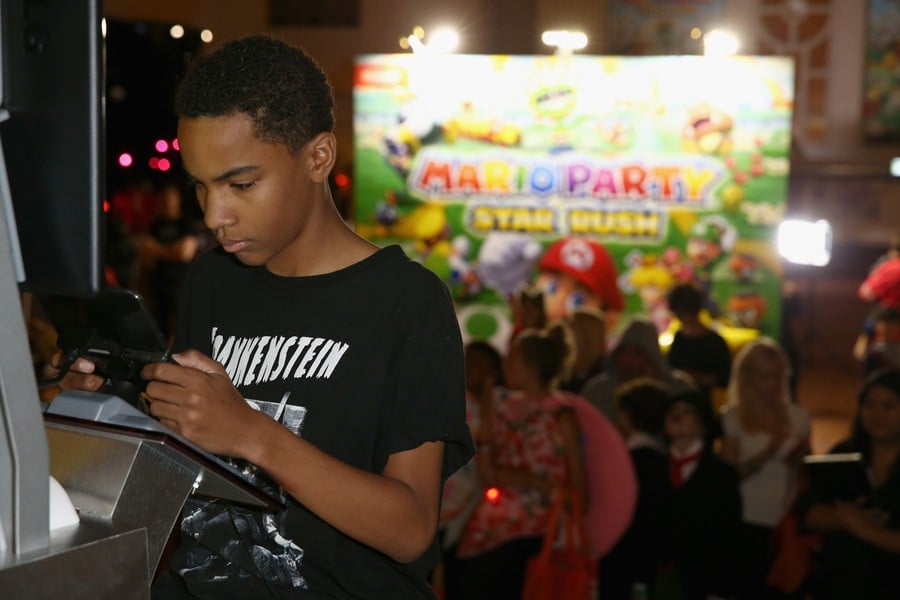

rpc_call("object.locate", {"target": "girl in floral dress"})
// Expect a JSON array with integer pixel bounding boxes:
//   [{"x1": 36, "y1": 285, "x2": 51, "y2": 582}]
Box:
[{"x1": 455, "y1": 322, "x2": 588, "y2": 600}]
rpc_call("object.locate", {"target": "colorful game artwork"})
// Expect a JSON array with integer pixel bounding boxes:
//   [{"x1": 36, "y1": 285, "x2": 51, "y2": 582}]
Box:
[
  {"x1": 353, "y1": 54, "x2": 794, "y2": 350},
  {"x1": 864, "y1": 0, "x2": 900, "y2": 141}
]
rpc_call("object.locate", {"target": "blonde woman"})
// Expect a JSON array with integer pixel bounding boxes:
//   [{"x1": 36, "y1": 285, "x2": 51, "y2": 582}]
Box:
[
  {"x1": 560, "y1": 306, "x2": 607, "y2": 394},
  {"x1": 720, "y1": 337, "x2": 810, "y2": 599}
]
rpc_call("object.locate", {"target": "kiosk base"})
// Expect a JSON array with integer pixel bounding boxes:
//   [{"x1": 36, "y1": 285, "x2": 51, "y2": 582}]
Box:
[
  {"x1": 0, "y1": 516, "x2": 150, "y2": 599},
  {"x1": 39, "y1": 391, "x2": 284, "y2": 587}
]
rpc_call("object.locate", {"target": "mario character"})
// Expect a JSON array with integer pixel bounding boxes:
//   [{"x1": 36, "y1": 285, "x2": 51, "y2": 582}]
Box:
[
  {"x1": 686, "y1": 216, "x2": 737, "y2": 317},
  {"x1": 626, "y1": 257, "x2": 676, "y2": 333},
  {"x1": 532, "y1": 84, "x2": 577, "y2": 121},
  {"x1": 726, "y1": 291, "x2": 767, "y2": 329},
  {"x1": 681, "y1": 103, "x2": 734, "y2": 156},
  {"x1": 533, "y1": 237, "x2": 624, "y2": 327},
  {"x1": 447, "y1": 235, "x2": 482, "y2": 300},
  {"x1": 383, "y1": 97, "x2": 443, "y2": 177},
  {"x1": 687, "y1": 217, "x2": 736, "y2": 272},
  {"x1": 443, "y1": 101, "x2": 522, "y2": 147},
  {"x1": 728, "y1": 252, "x2": 759, "y2": 283},
  {"x1": 530, "y1": 83, "x2": 578, "y2": 152},
  {"x1": 474, "y1": 232, "x2": 543, "y2": 299}
]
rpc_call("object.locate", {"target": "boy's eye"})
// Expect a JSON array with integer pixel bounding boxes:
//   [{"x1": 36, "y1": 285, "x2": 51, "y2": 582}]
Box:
[{"x1": 232, "y1": 181, "x2": 255, "y2": 191}]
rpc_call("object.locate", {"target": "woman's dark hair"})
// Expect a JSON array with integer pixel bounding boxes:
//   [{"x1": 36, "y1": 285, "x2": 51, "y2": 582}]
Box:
[
  {"x1": 514, "y1": 283, "x2": 547, "y2": 330},
  {"x1": 465, "y1": 339, "x2": 504, "y2": 387},
  {"x1": 616, "y1": 377, "x2": 671, "y2": 436},
  {"x1": 667, "y1": 282, "x2": 705, "y2": 315},
  {"x1": 516, "y1": 283, "x2": 544, "y2": 307},
  {"x1": 850, "y1": 367, "x2": 900, "y2": 459},
  {"x1": 514, "y1": 321, "x2": 574, "y2": 387},
  {"x1": 174, "y1": 34, "x2": 335, "y2": 155}
]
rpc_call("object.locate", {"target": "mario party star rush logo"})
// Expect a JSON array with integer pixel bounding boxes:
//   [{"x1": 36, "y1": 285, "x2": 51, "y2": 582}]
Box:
[{"x1": 408, "y1": 148, "x2": 724, "y2": 241}]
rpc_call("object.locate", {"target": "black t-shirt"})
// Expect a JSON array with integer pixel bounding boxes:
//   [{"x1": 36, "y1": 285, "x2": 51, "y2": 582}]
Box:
[
  {"x1": 162, "y1": 245, "x2": 474, "y2": 599},
  {"x1": 667, "y1": 329, "x2": 731, "y2": 389}
]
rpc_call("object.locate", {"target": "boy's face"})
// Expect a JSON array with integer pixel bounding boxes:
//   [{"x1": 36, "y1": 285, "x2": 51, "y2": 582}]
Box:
[
  {"x1": 665, "y1": 401, "x2": 702, "y2": 441},
  {"x1": 178, "y1": 113, "x2": 319, "y2": 275}
]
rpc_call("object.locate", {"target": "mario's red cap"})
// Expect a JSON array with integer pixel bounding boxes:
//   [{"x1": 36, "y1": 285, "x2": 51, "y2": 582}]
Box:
[{"x1": 538, "y1": 237, "x2": 624, "y2": 311}]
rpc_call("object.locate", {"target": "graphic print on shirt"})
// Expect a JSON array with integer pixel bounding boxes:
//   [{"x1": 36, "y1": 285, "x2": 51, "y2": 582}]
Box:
[
  {"x1": 178, "y1": 392, "x2": 317, "y2": 589},
  {"x1": 211, "y1": 326, "x2": 350, "y2": 386}
]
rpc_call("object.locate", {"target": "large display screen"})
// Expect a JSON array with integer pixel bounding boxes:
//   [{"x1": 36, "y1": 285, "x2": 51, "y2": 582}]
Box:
[{"x1": 353, "y1": 54, "x2": 794, "y2": 348}]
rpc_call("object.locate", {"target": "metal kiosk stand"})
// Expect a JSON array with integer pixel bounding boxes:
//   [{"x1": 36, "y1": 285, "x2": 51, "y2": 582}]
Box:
[{"x1": 0, "y1": 47, "x2": 282, "y2": 600}]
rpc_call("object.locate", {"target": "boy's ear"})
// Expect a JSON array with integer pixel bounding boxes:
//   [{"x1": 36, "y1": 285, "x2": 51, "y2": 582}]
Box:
[{"x1": 307, "y1": 132, "x2": 336, "y2": 183}]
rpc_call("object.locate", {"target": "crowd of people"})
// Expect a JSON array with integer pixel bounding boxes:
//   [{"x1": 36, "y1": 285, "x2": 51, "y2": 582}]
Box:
[
  {"x1": 436, "y1": 279, "x2": 900, "y2": 600},
  {"x1": 29, "y1": 31, "x2": 900, "y2": 599},
  {"x1": 105, "y1": 175, "x2": 214, "y2": 342}
]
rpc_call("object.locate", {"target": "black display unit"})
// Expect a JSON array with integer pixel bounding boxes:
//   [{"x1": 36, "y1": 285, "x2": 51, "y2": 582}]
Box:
[{"x1": 1, "y1": 0, "x2": 105, "y2": 298}]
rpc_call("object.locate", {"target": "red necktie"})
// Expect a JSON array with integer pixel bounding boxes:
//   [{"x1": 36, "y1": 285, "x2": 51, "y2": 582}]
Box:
[{"x1": 669, "y1": 451, "x2": 702, "y2": 488}]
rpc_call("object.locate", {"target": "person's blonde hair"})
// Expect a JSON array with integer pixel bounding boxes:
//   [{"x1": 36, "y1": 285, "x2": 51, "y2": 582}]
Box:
[{"x1": 727, "y1": 337, "x2": 792, "y2": 433}]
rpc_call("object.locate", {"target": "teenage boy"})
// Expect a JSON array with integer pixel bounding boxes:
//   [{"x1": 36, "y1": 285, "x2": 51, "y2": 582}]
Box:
[{"x1": 57, "y1": 34, "x2": 473, "y2": 599}]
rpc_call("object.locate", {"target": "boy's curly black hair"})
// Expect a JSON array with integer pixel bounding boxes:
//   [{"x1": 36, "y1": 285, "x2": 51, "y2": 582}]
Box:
[{"x1": 174, "y1": 34, "x2": 334, "y2": 155}]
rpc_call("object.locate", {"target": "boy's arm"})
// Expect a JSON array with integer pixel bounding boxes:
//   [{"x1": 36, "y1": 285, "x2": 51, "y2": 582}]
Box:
[
  {"x1": 252, "y1": 417, "x2": 444, "y2": 564},
  {"x1": 143, "y1": 349, "x2": 444, "y2": 564}
]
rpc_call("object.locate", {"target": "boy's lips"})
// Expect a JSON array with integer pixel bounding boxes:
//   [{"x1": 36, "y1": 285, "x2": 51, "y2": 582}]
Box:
[{"x1": 218, "y1": 238, "x2": 249, "y2": 253}]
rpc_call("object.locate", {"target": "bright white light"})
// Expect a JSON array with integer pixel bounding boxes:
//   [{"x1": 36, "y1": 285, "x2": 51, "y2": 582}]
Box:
[
  {"x1": 659, "y1": 331, "x2": 674, "y2": 347},
  {"x1": 407, "y1": 34, "x2": 426, "y2": 53},
  {"x1": 704, "y1": 29, "x2": 739, "y2": 56},
  {"x1": 542, "y1": 30, "x2": 588, "y2": 54},
  {"x1": 777, "y1": 219, "x2": 832, "y2": 266},
  {"x1": 891, "y1": 157, "x2": 900, "y2": 177},
  {"x1": 429, "y1": 27, "x2": 459, "y2": 53},
  {"x1": 404, "y1": 26, "x2": 460, "y2": 54},
  {"x1": 200, "y1": 29, "x2": 214, "y2": 43},
  {"x1": 169, "y1": 24, "x2": 185, "y2": 39},
  {"x1": 101, "y1": 18, "x2": 107, "y2": 38}
]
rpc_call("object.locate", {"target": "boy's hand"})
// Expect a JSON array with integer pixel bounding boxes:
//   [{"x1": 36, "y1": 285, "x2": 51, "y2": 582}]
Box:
[
  {"x1": 141, "y1": 349, "x2": 265, "y2": 458},
  {"x1": 49, "y1": 350, "x2": 105, "y2": 393}
]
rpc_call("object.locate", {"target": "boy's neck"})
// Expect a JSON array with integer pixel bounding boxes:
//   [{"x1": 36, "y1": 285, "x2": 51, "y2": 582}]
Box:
[{"x1": 670, "y1": 436, "x2": 703, "y2": 455}]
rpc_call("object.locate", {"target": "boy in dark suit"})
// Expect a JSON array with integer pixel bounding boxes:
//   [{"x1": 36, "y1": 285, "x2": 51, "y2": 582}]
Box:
[
  {"x1": 664, "y1": 391, "x2": 742, "y2": 600},
  {"x1": 600, "y1": 377, "x2": 672, "y2": 599}
]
